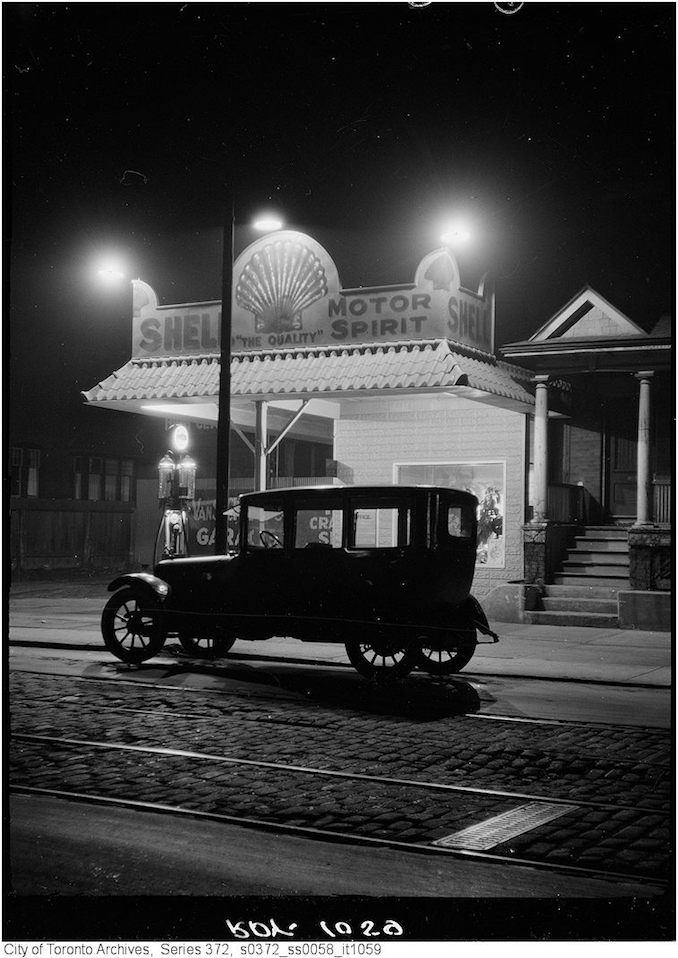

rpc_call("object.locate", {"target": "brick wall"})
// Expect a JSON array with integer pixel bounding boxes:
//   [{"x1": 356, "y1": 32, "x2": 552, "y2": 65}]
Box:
[{"x1": 335, "y1": 395, "x2": 527, "y2": 596}]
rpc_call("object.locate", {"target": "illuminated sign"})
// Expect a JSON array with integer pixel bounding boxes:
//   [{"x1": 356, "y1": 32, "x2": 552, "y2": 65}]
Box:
[{"x1": 132, "y1": 232, "x2": 495, "y2": 359}]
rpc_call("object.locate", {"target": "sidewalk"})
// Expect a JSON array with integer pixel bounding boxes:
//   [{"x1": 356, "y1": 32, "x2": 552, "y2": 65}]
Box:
[{"x1": 9, "y1": 577, "x2": 672, "y2": 687}]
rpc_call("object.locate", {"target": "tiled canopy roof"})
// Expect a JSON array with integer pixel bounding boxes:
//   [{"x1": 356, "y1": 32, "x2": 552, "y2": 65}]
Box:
[{"x1": 82, "y1": 339, "x2": 535, "y2": 407}]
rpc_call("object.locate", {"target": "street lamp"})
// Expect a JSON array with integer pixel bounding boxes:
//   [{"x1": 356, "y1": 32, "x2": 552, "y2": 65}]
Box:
[
  {"x1": 214, "y1": 209, "x2": 284, "y2": 555},
  {"x1": 440, "y1": 220, "x2": 472, "y2": 248}
]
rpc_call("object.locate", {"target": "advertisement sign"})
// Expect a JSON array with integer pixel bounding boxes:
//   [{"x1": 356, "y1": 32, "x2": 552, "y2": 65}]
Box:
[
  {"x1": 187, "y1": 489, "x2": 239, "y2": 554},
  {"x1": 131, "y1": 232, "x2": 495, "y2": 359},
  {"x1": 396, "y1": 461, "x2": 506, "y2": 567}
]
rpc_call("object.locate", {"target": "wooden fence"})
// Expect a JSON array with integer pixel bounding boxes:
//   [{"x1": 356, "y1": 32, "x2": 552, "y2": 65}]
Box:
[{"x1": 10, "y1": 498, "x2": 135, "y2": 574}]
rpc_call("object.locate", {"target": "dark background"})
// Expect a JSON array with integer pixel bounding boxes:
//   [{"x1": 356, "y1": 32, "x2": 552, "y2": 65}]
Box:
[{"x1": 6, "y1": 1, "x2": 675, "y2": 468}]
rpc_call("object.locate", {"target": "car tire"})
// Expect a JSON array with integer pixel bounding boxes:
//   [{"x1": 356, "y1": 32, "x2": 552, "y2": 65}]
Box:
[
  {"x1": 345, "y1": 637, "x2": 418, "y2": 682},
  {"x1": 101, "y1": 588, "x2": 167, "y2": 664},
  {"x1": 415, "y1": 631, "x2": 476, "y2": 675},
  {"x1": 178, "y1": 634, "x2": 236, "y2": 658}
]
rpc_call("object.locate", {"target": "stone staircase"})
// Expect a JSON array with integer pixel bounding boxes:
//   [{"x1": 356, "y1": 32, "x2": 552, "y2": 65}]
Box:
[{"x1": 526, "y1": 526, "x2": 629, "y2": 628}]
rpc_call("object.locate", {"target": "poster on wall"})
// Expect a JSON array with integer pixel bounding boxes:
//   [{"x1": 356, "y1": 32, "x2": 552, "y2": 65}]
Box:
[{"x1": 396, "y1": 461, "x2": 506, "y2": 567}]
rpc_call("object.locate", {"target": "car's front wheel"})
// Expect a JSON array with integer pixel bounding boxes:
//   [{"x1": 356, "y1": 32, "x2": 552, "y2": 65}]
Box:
[
  {"x1": 101, "y1": 588, "x2": 167, "y2": 664},
  {"x1": 345, "y1": 636, "x2": 417, "y2": 682},
  {"x1": 178, "y1": 634, "x2": 236, "y2": 658}
]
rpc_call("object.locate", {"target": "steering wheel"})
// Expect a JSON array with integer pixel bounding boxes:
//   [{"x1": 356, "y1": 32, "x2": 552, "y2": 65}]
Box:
[{"x1": 259, "y1": 530, "x2": 283, "y2": 549}]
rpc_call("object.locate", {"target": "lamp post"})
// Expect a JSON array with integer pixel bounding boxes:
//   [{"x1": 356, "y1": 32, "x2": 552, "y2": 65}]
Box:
[{"x1": 214, "y1": 210, "x2": 284, "y2": 555}]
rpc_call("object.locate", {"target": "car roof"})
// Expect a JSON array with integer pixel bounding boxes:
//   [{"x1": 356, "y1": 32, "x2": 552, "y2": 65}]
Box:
[{"x1": 239, "y1": 484, "x2": 478, "y2": 504}]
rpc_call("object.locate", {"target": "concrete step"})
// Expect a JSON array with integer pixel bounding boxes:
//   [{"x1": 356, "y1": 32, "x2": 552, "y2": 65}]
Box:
[
  {"x1": 544, "y1": 583, "x2": 622, "y2": 599},
  {"x1": 553, "y1": 573, "x2": 629, "y2": 588},
  {"x1": 580, "y1": 527, "x2": 629, "y2": 539},
  {"x1": 573, "y1": 537, "x2": 628, "y2": 553},
  {"x1": 525, "y1": 610, "x2": 619, "y2": 628},
  {"x1": 542, "y1": 597, "x2": 618, "y2": 614},
  {"x1": 565, "y1": 552, "x2": 630, "y2": 566},
  {"x1": 561, "y1": 560, "x2": 629, "y2": 574}
]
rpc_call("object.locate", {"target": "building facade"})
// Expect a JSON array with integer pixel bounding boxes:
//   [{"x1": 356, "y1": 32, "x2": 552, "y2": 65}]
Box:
[{"x1": 80, "y1": 231, "x2": 671, "y2": 629}]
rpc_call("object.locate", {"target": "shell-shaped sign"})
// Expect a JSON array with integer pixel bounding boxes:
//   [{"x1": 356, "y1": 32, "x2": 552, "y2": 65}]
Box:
[{"x1": 235, "y1": 239, "x2": 329, "y2": 333}]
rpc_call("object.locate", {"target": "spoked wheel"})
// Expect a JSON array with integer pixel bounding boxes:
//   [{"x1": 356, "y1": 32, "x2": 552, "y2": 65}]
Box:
[
  {"x1": 178, "y1": 634, "x2": 236, "y2": 658},
  {"x1": 101, "y1": 588, "x2": 167, "y2": 664},
  {"x1": 415, "y1": 631, "x2": 476, "y2": 675},
  {"x1": 345, "y1": 637, "x2": 418, "y2": 682}
]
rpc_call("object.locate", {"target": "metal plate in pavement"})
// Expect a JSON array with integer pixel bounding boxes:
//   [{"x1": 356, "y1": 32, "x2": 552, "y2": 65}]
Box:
[{"x1": 432, "y1": 801, "x2": 579, "y2": 850}]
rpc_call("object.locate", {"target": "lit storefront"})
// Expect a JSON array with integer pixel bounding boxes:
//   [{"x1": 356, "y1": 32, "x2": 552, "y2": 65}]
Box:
[{"x1": 84, "y1": 231, "x2": 671, "y2": 628}]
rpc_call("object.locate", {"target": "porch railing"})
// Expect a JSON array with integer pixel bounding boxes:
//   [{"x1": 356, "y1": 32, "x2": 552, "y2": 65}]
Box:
[{"x1": 653, "y1": 476, "x2": 671, "y2": 525}]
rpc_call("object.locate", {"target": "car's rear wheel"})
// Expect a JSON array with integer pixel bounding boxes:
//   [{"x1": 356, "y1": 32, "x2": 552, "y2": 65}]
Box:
[
  {"x1": 178, "y1": 634, "x2": 236, "y2": 658},
  {"x1": 345, "y1": 637, "x2": 417, "y2": 681},
  {"x1": 101, "y1": 588, "x2": 167, "y2": 664},
  {"x1": 415, "y1": 631, "x2": 476, "y2": 675}
]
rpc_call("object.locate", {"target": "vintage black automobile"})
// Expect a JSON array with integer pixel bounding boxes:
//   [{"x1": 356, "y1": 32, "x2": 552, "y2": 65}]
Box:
[{"x1": 101, "y1": 485, "x2": 498, "y2": 680}]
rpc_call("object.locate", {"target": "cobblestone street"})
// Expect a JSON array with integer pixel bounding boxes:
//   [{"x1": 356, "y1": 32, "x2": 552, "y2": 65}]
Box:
[{"x1": 9, "y1": 669, "x2": 671, "y2": 880}]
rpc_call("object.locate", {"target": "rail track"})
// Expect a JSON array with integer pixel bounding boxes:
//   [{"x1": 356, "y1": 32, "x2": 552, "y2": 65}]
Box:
[{"x1": 9, "y1": 666, "x2": 671, "y2": 889}]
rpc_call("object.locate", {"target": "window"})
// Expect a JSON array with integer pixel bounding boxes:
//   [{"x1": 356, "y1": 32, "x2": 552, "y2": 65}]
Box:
[
  {"x1": 104, "y1": 459, "x2": 119, "y2": 501},
  {"x1": 396, "y1": 461, "x2": 506, "y2": 567},
  {"x1": 446, "y1": 505, "x2": 474, "y2": 539},
  {"x1": 246, "y1": 504, "x2": 285, "y2": 549},
  {"x1": 88, "y1": 458, "x2": 103, "y2": 501},
  {"x1": 10, "y1": 447, "x2": 40, "y2": 497},
  {"x1": 294, "y1": 504, "x2": 343, "y2": 549},
  {"x1": 74, "y1": 456, "x2": 135, "y2": 502},
  {"x1": 350, "y1": 500, "x2": 411, "y2": 549}
]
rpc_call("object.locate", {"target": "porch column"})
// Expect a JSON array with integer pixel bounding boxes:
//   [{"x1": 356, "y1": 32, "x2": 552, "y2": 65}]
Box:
[
  {"x1": 634, "y1": 370, "x2": 654, "y2": 526},
  {"x1": 254, "y1": 400, "x2": 268, "y2": 491},
  {"x1": 533, "y1": 375, "x2": 550, "y2": 522}
]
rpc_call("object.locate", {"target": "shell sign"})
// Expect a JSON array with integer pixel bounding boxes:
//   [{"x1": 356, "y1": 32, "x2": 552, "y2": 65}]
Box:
[{"x1": 132, "y1": 230, "x2": 495, "y2": 359}]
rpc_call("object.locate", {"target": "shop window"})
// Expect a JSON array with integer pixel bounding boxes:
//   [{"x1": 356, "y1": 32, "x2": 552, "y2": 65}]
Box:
[
  {"x1": 10, "y1": 447, "x2": 40, "y2": 498},
  {"x1": 396, "y1": 461, "x2": 506, "y2": 568}
]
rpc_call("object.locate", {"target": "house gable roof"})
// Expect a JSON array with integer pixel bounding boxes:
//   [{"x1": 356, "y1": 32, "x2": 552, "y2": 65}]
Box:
[{"x1": 528, "y1": 287, "x2": 646, "y2": 342}]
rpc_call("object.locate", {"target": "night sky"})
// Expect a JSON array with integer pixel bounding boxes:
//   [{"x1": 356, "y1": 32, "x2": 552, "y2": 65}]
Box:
[{"x1": 7, "y1": 1, "x2": 674, "y2": 452}]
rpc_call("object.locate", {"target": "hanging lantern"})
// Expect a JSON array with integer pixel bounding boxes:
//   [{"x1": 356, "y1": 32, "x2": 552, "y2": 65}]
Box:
[
  {"x1": 177, "y1": 455, "x2": 197, "y2": 500},
  {"x1": 158, "y1": 453, "x2": 175, "y2": 501}
]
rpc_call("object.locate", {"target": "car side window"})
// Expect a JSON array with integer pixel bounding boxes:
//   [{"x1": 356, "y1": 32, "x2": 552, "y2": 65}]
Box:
[
  {"x1": 350, "y1": 502, "x2": 411, "y2": 549},
  {"x1": 246, "y1": 505, "x2": 285, "y2": 549},
  {"x1": 294, "y1": 505, "x2": 343, "y2": 549},
  {"x1": 447, "y1": 505, "x2": 474, "y2": 539}
]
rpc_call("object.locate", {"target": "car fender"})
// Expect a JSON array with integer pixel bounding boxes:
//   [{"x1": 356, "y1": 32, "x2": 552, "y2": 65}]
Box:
[
  {"x1": 465, "y1": 594, "x2": 499, "y2": 642},
  {"x1": 107, "y1": 572, "x2": 171, "y2": 602}
]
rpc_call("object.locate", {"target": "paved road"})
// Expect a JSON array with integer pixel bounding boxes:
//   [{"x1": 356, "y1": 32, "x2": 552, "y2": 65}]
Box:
[{"x1": 6, "y1": 584, "x2": 673, "y2": 940}]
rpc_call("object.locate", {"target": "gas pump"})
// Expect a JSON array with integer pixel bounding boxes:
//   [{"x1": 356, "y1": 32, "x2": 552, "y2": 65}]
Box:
[{"x1": 156, "y1": 424, "x2": 197, "y2": 560}]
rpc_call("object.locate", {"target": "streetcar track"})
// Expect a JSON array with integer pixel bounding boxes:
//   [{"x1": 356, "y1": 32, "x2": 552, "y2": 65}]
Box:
[
  {"x1": 56, "y1": 703, "x2": 670, "y2": 771},
  {"x1": 10, "y1": 665, "x2": 670, "y2": 732},
  {"x1": 12, "y1": 732, "x2": 669, "y2": 815},
  {"x1": 9, "y1": 638, "x2": 671, "y2": 692},
  {"x1": 10, "y1": 783, "x2": 667, "y2": 889}
]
